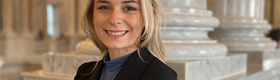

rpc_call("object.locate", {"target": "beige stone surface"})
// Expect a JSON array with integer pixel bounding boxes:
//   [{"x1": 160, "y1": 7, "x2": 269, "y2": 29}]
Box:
[
  {"x1": 230, "y1": 50, "x2": 280, "y2": 75},
  {"x1": 166, "y1": 54, "x2": 247, "y2": 80}
]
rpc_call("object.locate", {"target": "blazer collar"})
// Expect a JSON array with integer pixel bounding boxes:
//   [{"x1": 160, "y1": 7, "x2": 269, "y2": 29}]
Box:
[
  {"x1": 88, "y1": 47, "x2": 154, "y2": 80},
  {"x1": 114, "y1": 47, "x2": 154, "y2": 80},
  {"x1": 88, "y1": 60, "x2": 104, "y2": 80}
]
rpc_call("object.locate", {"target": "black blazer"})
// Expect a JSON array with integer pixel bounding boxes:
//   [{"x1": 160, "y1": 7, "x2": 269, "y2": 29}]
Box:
[{"x1": 74, "y1": 48, "x2": 177, "y2": 80}]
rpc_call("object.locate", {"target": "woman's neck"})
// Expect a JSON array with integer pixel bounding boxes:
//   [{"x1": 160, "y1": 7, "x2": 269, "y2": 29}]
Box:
[{"x1": 108, "y1": 46, "x2": 138, "y2": 61}]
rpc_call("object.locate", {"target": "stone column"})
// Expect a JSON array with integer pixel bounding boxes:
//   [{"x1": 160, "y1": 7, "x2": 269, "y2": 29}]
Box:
[
  {"x1": 208, "y1": 0, "x2": 277, "y2": 52},
  {"x1": 30, "y1": 0, "x2": 49, "y2": 57},
  {"x1": 1, "y1": 0, "x2": 26, "y2": 80},
  {"x1": 77, "y1": 0, "x2": 88, "y2": 38},
  {"x1": 2, "y1": 0, "x2": 14, "y2": 36},
  {"x1": 21, "y1": 0, "x2": 30, "y2": 35},
  {"x1": 58, "y1": 0, "x2": 64, "y2": 37},
  {"x1": 208, "y1": 0, "x2": 280, "y2": 75},
  {"x1": 160, "y1": 0, "x2": 227, "y2": 60},
  {"x1": 20, "y1": 0, "x2": 36, "y2": 62},
  {"x1": 159, "y1": 0, "x2": 248, "y2": 80},
  {"x1": 26, "y1": 0, "x2": 47, "y2": 40},
  {"x1": 67, "y1": 0, "x2": 78, "y2": 51},
  {"x1": 13, "y1": 0, "x2": 21, "y2": 34},
  {"x1": 2, "y1": 0, "x2": 20, "y2": 61},
  {"x1": 31, "y1": 0, "x2": 37, "y2": 35}
]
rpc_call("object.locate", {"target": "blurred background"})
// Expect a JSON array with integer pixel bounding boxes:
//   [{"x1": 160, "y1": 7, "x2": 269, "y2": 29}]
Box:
[
  {"x1": 1, "y1": 0, "x2": 89, "y2": 80},
  {"x1": 0, "y1": 0, "x2": 280, "y2": 80}
]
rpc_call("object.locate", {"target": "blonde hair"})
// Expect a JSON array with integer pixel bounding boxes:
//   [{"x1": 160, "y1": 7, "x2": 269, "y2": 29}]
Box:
[{"x1": 82, "y1": 0, "x2": 165, "y2": 62}]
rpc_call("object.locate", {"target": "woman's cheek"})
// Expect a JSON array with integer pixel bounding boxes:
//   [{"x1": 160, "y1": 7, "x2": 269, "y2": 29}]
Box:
[{"x1": 127, "y1": 16, "x2": 141, "y2": 27}]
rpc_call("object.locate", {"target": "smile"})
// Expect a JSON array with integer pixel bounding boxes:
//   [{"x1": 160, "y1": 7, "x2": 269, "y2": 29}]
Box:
[{"x1": 106, "y1": 30, "x2": 129, "y2": 36}]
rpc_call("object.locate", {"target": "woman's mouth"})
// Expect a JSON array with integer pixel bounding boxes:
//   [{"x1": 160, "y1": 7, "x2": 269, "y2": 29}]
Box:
[{"x1": 105, "y1": 30, "x2": 129, "y2": 36}]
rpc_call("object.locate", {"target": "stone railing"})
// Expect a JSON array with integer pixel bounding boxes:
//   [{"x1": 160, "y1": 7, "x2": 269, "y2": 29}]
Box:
[
  {"x1": 56, "y1": 40, "x2": 70, "y2": 53},
  {"x1": 35, "y1": 40, "x2": 71, "y2": 54},
  {"x1": 35, "y1": 40, "x2": 49, "y2": 54}
]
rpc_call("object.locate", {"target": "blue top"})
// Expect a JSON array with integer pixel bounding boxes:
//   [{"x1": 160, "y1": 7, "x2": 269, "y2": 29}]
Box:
[{"x1": 100, "y1": 51, "x2": 135, "y2": 80}]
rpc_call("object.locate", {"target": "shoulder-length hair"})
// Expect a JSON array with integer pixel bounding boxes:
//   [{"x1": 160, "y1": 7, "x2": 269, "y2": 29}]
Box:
[{"x1": 81, "y1": 0, "x2": 165, "y2": 62}]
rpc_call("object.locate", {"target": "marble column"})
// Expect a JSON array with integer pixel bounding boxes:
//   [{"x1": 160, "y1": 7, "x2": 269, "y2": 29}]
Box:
[
  {"x1": 159, "y1": 0, "x2": 247, "y2": 80},
  {"x1": 13, "y1": 0, "x2": 21, "y2": 34},
  {"x1": 20, "y1": 0, "x2": 37, "y2": 62},
  {"x1": 30, "y1": 0, "x2": 49, "y2": 56},
  {"x1": 2, "y1": 0, "x2": 14, "y2": 36},
  {"x1": 1, "y1": 0, "x2": 26, "y2": 80},
  {"x1": 2, "y1": 0, "x2": 21, "y2": 61},
  {"x1": 58, "y1": 0, "x2": 65, "y2": 37},
  {"x1": 77, "y1": 0, "x2": 88, "y2": 38},
  {"x1": 67, "y1": 0, "x2": 78, "y2": 51},
  {"x1": 208, "y1": 0, "x2": 280, "y2": 76},
  {"x1": 208, "y1": 0, "x2": 277, "y2": 52},
  {"x1": 31, "y1": 0, "x2": 37, "y2": 35},
  {"x1": 29, "y1": 0, "x2": 45, "y2": 39},
  {"x1": 21, "y1": 0, "x2": 30, "y2": 35},
  {"x1": 160, "y1": 0, "x2": 227, "y2": 60}
]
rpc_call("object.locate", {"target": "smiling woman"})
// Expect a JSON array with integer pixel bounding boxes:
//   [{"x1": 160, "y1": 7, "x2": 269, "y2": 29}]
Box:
[{"x1": 74, "y1": 0, "x2": 177, "y2": 80}]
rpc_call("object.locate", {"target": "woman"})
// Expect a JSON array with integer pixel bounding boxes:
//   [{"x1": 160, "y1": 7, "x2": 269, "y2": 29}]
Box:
[{"x1": 74, "y1": 0, "x2": 177, "y2": 80}]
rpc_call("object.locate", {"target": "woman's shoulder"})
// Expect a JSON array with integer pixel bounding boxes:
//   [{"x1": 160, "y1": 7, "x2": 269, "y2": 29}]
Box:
[{"x1": 142, "y1": 58, "x2": 177, "y2": 80}]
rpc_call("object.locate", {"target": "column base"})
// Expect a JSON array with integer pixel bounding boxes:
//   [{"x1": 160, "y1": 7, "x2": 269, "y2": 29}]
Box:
[
  {"x1": 166, "y1": 54, "x2": 247, "y2": 80},
  {"x1": 164, "y1": 43, "x2": 227, "y2": 60},
  {"x1": 230, "y1": 49, "x2": 280, "y2": 75},
  {"x1": 240, "y1": 66, "x2": 280, "y2": 80}
]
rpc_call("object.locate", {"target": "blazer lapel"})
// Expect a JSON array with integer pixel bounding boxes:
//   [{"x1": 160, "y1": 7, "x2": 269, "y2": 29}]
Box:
[
  {"x1": 114, "y1": 48, "x2": 154, "y2": 80},
  {"x1": 88, "y1": 60, "x2": 104, "y2": 80}
]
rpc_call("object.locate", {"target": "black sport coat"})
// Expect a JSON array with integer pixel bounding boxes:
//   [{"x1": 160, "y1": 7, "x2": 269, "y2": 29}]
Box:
[{"x1": 74, "y1": 48, "x2": 177, "y2": 80}]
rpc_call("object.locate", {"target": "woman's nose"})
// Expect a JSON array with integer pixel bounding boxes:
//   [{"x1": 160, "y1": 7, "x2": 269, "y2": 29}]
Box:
[{"x1": 109, "y1": 9, "x2": 122, "y2": 27}]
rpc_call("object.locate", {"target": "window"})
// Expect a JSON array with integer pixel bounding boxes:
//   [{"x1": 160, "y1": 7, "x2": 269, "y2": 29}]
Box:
[{"x1": 47, "y1": 4, "x2": 59, "y2": 38}]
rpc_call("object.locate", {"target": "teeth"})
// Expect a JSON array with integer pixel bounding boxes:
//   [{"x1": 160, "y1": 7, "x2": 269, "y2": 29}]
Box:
[{"x1": 107, "y1": 31, "x2": 126, "y2": 36}]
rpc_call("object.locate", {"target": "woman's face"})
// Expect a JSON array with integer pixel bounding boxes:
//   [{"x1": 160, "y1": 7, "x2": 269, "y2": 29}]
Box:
[{"x1": 93, "y1": 0, "x2": 143, "y2": 50}]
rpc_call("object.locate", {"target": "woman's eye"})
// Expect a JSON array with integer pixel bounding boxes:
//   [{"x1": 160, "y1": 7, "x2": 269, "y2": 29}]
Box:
[
  {"x1": 98, "y1": 6, "x2": 109, "y2": 10},
  {"x1": 124, "y1": 7, "x2": 136, "y2": 11}
]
